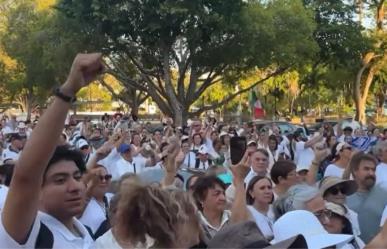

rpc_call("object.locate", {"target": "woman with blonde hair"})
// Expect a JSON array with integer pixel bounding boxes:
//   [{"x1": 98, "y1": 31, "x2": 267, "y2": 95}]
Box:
[{"x1": 113, "y1": 183, "x2": 201, "y2": 248}]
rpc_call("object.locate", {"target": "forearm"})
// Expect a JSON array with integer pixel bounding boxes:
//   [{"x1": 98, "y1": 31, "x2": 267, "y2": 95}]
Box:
[
  {"x1": 15, "y1": 95, "x2": 71, "y2": 181},
  {"x1": 306, "y1": 160, "x2": 319, "y2": 185},
  {"x1": 305, "y1": 134, "x2": 323, "y2": 148},
  {"x1": 230, "y1": 182, "x2": 250, "y2": 224},
  {"x1": 86, "y1": 154, "x2": 100, "y2": 170}
]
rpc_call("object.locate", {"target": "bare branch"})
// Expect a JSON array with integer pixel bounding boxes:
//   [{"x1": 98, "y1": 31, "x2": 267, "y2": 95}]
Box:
[
  {"x1": 191, "y1": 66, "x2": 227, "y2": 101},
  {"x1": 190, "y1": 67, "x2": 288, "y2": 116}
]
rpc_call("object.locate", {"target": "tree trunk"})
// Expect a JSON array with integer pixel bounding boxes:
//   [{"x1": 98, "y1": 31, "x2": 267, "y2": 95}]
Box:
[
  {"x1": 131, "y1": 105, "x2": 139, "y2": 117},
  {"x1": 173, "y1": 106, "x2": 183, "y2": 127},
  {"x1": 355, "y1": 97, "x2": 365, "y2": 124}
]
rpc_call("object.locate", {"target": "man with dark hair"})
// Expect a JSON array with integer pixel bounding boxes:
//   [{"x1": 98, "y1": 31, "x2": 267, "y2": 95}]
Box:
[
  {"x1": 0, "y1": 53, "x2": 103, "y2": 248},
  {"x1": 192, "y1": 175, "x2": 229, "y2": 242},
  {"x1": 270, "y1": 161, "x2": 299, "y2": 198},
  {"x1": 346, "y1": 152, "x2": 387, "y2": 243},
  {"x1": 2, "y1": 133, "x2": 24, "y2": 164}
]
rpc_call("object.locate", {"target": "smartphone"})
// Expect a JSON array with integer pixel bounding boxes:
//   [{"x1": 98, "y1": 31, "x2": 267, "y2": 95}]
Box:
[{"x1": 230, "y1": 136, "x2": 247, "y2": 165}]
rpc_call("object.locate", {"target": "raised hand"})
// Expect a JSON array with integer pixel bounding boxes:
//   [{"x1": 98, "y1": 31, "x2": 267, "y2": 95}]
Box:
[
  {"x1": 230, "y1": 154, "x2": 251, "y2": 186},
  {"x1": 62, "y1": 53, "x2": 105, "y2": 96}
]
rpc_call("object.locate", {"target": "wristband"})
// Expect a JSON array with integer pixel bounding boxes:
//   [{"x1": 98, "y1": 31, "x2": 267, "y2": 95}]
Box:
[{"x1": 54, "y1": 87, "x2": 77, "y2": 103}]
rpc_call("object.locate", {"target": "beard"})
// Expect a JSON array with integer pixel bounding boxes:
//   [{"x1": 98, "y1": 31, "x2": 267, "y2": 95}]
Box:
[{"x1": 363, "y1": 176, "x2": 376, "y2": 190}]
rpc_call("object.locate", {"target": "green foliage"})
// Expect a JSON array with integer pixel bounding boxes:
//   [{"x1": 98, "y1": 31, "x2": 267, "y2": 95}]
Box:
[{"x1": 1, "y1": 0, "x2": 57, "y2": 107}]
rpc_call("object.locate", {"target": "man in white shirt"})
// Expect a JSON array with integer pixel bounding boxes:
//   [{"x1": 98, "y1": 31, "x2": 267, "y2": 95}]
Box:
[
  {"x1": 111, "y1": 143, "x2": 156, "y2": 181},
  {"x1": 0, "y1": 53, "x2": 102, "y2": 248},
  {"x1": 293, "y1": 130, "x2": 323, "y2": 171},
  {"x1": 2, "y1": 133, "x2": 24, "y2": 164},
  {"x1": 375, "y1": 140, "x2": 387, "y2": 184},
  {"x1": 194, "y1": 145, "x2": 212, "y2": 170}
]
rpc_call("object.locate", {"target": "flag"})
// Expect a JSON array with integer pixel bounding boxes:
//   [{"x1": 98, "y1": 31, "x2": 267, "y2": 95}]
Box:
[{"x1": 249, "y1": 90, "x2": 265, "y2": 119}]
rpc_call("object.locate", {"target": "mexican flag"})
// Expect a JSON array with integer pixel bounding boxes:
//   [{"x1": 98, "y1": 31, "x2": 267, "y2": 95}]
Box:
[{"x1": 249, "y1": 90, "x2": 265, "y2": 118}]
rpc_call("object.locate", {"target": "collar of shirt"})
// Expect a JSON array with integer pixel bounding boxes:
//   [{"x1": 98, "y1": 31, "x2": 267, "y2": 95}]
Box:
[
  {"x1": 38, "y1": 211, "x2": 92, "y2": 242},
  {"x1": 199, "y1": 210, "x2": 231, "y2": 232},
  {"x1": 8, "y1": 145, "x2": 19, "y2": 153}
]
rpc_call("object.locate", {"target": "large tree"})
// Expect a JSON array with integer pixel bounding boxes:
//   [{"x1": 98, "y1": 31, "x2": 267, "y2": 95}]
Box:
[
  {"x1": 57, "y1": 0, "x2": 318, "y2": 125},
  {"x1": 353, "y1": 0, "x2": 387, "y2": 124},
  {"x1": 0, "y1": 0, "x2": 59, "y2": 119},
  {"x1": 300, "y1": 0, "x2": 370, "y2": 112}
]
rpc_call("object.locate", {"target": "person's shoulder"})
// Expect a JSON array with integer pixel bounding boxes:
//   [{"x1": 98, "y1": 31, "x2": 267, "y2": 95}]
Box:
[
  {"x1": 374, "y1": 182, "x2": 387, "y2": 194},
  {"x1": 0, "y1": 211, "x2": 42, "y2": 248},
  {"x1": 95, "y1": 229, "x2": 119, "y2": 249}
]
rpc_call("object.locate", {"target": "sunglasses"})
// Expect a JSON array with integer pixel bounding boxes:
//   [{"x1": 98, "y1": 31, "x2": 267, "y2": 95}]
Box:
[
  {"x1": 99, "y1": 174, "x2": 112, "y2": 181},
  {"x1": 81, "y1": 145, "x2": 90, "y2": 150},
  {"x1": 314, "y1": 209, "x2": 332, "y2": 221},
  {"x1": 327, "y1": 186, "x2": 348, "y2": 195}
]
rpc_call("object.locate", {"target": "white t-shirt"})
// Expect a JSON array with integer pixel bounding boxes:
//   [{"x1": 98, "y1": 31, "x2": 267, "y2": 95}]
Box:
[
  {"x1": 95, "y1": 229, "x2": 121, "y2": 249},
  {"x1": 0, "y1": 211, "x2": 94, "y2": 248},
  {"x1": 376, "y1": 162, "x2": 387, "y2": 184},
  {"x1": 181, "y1": 152, "x2": 196, "y2": 168},
  {"x1": 0, "y1": 185, "x2": 9, "y2": 212},
  {"x1": 110, "y1": 156, "x2": 146, "y2": 181},
  {"x1": 295, "y1": 141, "x2": 315, "y2": 171},
  {"x1": 95, "y1": 229, "x2": 154, "y2": 249},
  {"x1": 79, "y1": 193, "x2": 114, "y2": 234},
  {"x1": 98, "y1": 148, "x2": 121, "y2": 171},
  {"x1": 1, "y1": 146, "x2": 19, "y2": 164},
  {"x1": 247, "y1": 205, "x2": 275, "y2": 240},
  {"x1": 324, "y1": 164, "x2": 345, "y2": 178}
]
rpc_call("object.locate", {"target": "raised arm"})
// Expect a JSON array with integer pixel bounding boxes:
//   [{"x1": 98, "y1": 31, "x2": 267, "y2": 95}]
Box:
[
  {"x1": 230, "y1": 155, "x2": 251, "y2": 224},
  {"x1": 304, "y1": 131, "x2": 323, "y2": 148},
  {"x1": 1, "y1": 53, "x2": 104, "y2": 244}
]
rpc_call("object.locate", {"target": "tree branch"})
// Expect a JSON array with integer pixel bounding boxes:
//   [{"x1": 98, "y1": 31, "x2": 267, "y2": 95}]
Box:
[
  {"x1": 190, "y1": 67, "x2": 288, "y2": 116},
  {"x1": 191, "y1": 66, "x2": 227, "y2": 101}
]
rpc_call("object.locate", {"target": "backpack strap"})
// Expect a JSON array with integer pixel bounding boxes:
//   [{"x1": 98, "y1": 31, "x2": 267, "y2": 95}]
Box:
[{"x1": 35, "y1": 222, "x2": 54, "y2": 249}]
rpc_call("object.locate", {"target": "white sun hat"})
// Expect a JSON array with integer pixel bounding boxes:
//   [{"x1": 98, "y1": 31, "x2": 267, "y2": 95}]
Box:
[{"x1": 271, "y1": 210, "x2": 353, "y2": 249}]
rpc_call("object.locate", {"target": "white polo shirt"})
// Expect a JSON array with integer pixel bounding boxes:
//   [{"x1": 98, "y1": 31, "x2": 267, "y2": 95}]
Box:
[
  {"x1": 0, "y1": 211, "x2": 94, "y2": 248},
  {"x1": 110, "y1": 156, "x2": 147, "y2": 181},
  {"x1": 79, "y1": 193, "x2": 114, "y2": 234}
]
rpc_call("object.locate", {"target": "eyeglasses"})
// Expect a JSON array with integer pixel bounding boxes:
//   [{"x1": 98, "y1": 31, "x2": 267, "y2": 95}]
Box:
[
  {"x1": 328, "y1": 186, "x2": 348, "y2": 195},
  {"x1": 99, "y1": 174, "x2": 112, "y2": 181},
  {"x1": 314, "y1": 209, "x2": 332, "y2": 221},
  {"x1": 81, "y1": 145, "x2": 89, "y2": 150},
  {"x1": 342, "y1": 146, "x2": 352, "y2": 151}
]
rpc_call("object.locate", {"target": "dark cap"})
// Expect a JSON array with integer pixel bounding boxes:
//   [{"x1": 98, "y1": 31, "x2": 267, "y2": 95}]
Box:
[{"x1": 9, "y1": 133, "x2": 23, "y2": 141}]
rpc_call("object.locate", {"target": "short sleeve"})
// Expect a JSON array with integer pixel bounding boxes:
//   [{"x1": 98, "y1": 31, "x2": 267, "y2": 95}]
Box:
[{"x1": 0, "y1": 215, "x2": 41, "y2": 248}]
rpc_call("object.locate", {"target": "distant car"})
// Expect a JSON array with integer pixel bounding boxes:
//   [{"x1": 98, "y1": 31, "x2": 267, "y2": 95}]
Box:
[
  {"x1": 253, "y1": 120, "x2": 309, "y2": 137},
  {"x1": 307, "y1": 120, "x2": 338, "y2": 134}
]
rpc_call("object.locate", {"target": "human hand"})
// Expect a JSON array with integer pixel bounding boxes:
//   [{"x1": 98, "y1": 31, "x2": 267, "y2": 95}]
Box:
[
  {"x1": 230, "y1": 154, "x2": 250, "y2": 186},
  {"x1": 62, "y1": 53, "x2": 105, "y2": 96}
]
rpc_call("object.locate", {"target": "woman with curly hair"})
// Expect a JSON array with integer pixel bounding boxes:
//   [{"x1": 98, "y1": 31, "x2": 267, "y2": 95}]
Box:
[{"x1": 112, "y1": 183, "x2": 200, "y2": 248}]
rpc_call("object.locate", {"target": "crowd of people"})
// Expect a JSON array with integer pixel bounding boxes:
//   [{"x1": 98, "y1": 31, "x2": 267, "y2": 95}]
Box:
[{"x1": 0, "y1": 53, "x2": 387, "y2": 248}]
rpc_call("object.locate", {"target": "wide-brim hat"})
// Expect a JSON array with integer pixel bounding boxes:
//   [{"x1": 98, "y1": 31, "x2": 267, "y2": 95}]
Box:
[
  {"x1": 319, "y1": 176, "x2": 358, "y2": 197},
  {"x1": 208, "y1": 221, "x2": 308, "y2": 249},
  {"x1": 271, "y1": 210, "x2": 353, "y2": 249}
]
